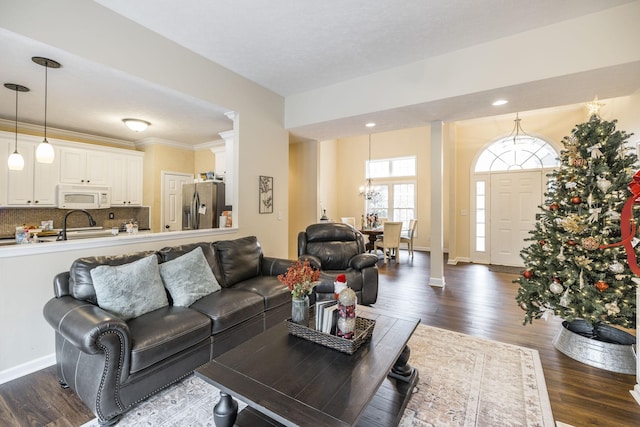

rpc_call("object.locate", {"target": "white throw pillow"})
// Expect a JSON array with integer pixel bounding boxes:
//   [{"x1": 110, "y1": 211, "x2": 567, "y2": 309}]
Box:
[
  {"x1": 159, "y1": 246, "x2": 221, "y2": 307},
  {"x1": 90, "y1": 255, "x2": 169, "y2": 320}
]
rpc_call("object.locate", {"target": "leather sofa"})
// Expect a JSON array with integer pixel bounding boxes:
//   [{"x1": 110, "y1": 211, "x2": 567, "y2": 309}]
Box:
[
  {"x1": 43, "y1": 236, "x2": 292, "y2": 426},
  {"x1": 298, "y1": 222, "x2": 379, "y2": 304}
]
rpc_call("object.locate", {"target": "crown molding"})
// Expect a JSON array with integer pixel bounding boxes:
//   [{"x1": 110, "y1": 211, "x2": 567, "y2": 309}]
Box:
[{"x1": 0, "y1": 118, "x2": 137, "y2": 148}]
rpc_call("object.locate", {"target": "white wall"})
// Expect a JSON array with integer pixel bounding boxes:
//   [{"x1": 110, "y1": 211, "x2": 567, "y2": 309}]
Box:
[{"x1": 0, "y1": 0, "x2": 289, "y2": 379}]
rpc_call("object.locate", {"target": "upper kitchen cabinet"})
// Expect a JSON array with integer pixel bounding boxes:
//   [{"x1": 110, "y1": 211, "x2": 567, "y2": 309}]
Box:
[
  {"x1": 7, "y1": 140, "x2": 59, "y2": 206},
  {"x1": 109, "y1": 153, "x2": 143, "y2": 206},
  {"x1": 0, "y1": 138, "x2": 7, "y2": 205},
  {"x1": 59, "y1": 147, "x2": 109, "y2": 185}
]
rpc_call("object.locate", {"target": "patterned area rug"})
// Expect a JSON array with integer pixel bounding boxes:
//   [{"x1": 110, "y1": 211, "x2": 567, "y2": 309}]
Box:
[{"x1": 81, "y1": 324, "x2": 555, "y2": 427}]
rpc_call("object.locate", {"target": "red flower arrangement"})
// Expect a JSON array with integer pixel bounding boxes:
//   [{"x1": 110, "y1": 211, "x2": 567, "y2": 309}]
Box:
[{"x1": 278, "y1": 259, "x2": 321, "y2": 299}]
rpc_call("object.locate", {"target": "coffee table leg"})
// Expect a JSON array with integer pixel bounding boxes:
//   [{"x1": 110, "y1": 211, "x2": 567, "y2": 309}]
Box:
[
  {"x1": 213, "y1": 392, "x2": 238, "y2": 427},
  {"x1": 389, "y1": 345, "x2": 417, "y2": 383}
]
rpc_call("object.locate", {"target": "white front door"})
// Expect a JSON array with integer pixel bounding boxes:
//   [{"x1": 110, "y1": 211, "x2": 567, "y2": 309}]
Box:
[
  {"x1": 490, "y1": 171, "x2": 543, "y2": 267},
  {"x1": 162, "y1": 172, "x2": 193, "y2": 232}
]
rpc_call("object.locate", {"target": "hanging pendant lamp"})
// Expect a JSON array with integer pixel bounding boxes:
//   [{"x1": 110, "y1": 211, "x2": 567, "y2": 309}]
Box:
[
  {"x1": 4, "y1": 83, "x2": 30, "y2": 171},
  {"x1": 507, "y1": 112, "x2": 534, "y2": 145},
  {"x1": 32, "y1": 56, "x2": 61, "y2": 164},
  {"x1": 359, "y1": 133, "x2": 380, "y2": 200}
]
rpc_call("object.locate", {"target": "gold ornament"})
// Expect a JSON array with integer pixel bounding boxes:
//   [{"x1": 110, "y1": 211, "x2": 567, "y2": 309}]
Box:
[{"x1": 581, "y1": 236, "x2": 599, "y2": 250}]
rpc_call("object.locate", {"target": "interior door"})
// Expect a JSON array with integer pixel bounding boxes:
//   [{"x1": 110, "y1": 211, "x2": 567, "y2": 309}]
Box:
[
  {"x1": 490, "y1": 171, "x2": 543, "y2": 267},
  {"x1": 162, "y1": 172, "x2": 193, "y2": 232}
]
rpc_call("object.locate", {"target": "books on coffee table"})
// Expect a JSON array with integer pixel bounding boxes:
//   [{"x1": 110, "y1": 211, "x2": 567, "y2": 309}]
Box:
[{"x1": 314, "y1": 300, "x2": 338, "y2": 333}]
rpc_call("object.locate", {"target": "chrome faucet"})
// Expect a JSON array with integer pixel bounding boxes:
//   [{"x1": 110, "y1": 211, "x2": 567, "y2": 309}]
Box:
[{"x1": 59, "y1": 209, "x2": 97, "y2": 241}]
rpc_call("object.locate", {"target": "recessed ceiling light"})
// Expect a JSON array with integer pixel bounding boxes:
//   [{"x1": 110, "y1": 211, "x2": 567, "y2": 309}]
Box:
[
  {"x1": 492, "y1": 99, "x2": 508, "y2": 106},
  {"x1": 365, "y1": 122, "x2": 376, "y2": 128}
]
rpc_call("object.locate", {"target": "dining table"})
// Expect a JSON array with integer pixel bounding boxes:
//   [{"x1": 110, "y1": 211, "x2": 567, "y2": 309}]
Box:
[{"x1": 359, "y1": 227, "x2": 384, "y2": 252}]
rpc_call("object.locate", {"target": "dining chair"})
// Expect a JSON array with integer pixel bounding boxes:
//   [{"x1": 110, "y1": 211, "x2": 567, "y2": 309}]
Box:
[
  {"x1": 374, "y1": 221, "x2": 402, "y2": 264},
  {"x1": 340, "y1": 217, "x2": 356, "y2": 228},
  {"x1": 400, "y1": 219, "x2": 418, "y2": 257}
]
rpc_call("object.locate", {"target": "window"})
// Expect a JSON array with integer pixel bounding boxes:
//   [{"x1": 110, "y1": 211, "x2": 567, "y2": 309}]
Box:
[
  {"x1": 365, "y1": 156, "x2": 416, "y2": 229},
  {"x1": 475, "y1": 181, "x2": 486, "y2": 252},
  {"x1": 475, "y1": 137, "x2": 558, "y2": 172},
  {"x1": 367, "y1": 157, "x2": 416, "y2": 178}
]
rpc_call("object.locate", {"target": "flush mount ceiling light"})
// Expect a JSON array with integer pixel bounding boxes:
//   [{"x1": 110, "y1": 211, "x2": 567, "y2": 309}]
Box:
[
  {"x1": 32, "y1": 56, "x2": 61, "y2": 164},
  {"x1": 4, "y1": 83, "x2": 30, "y2": 171},
  {"x1": 123, "y1": 118, "x2": 151, "y2": 132},
  {"x1": 492, "y1": 99, "x2": 508, "y2": 106},
  {"x1": 365, "y1": 122, "x2": 376, "y2": 128}
]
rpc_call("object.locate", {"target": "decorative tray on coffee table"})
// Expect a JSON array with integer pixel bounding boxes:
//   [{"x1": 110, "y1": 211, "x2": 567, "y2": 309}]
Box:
[{"x1": 285, "y1": 308, "x2": 375, "y2": 355}]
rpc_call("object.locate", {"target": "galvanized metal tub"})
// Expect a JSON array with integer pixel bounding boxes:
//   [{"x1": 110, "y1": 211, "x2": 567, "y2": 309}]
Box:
[{"x1": 552, "y1": 319, "x2": 636, "y2": 375}]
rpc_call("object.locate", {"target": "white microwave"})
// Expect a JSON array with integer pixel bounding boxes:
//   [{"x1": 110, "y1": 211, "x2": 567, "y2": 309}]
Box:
[{"x1": 57, "y1": 185, "x2": 111, "y2": 209}]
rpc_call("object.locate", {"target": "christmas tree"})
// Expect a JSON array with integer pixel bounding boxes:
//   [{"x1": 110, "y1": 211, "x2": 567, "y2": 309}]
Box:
[{"x1": 515, "y1": 112, "x2": 637, "y2": 328}]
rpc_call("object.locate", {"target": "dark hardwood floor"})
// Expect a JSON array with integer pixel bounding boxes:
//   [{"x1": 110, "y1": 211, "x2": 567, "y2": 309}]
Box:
[{"x1": 1, "y1": 251, "x2": 639, "y2": 426}]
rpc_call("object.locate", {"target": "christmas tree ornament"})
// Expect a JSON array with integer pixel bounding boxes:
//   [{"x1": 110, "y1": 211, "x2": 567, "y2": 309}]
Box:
[
  {"x1": 571, "y1": 196, "x2": 581, "y2": 204},
  {"x1": 595, "y1": 280, "x2": 609, "y2": 292},
  {"x1": 559, "y1": 288, "x2": 571, "y2": 307},
  {"x1": 597, "y1": 176, "x2": 612, "y2": 193},
  {"x1": 567, "y1": 239, "x2": 577, "y2": 246},
  {"x1": 609, "y1": 261, "x2": 624, "y2": 274},
  {"x1": 549, "y1": 281, "x2": 563, "y2": 294},
  {"x1": 572, "y1": 157, "x2": 586, "y2": 167},
  {"x1": 538, "y1": 240, "x2": 546, "y2": 246},
  {"x1": 605, "y1": 301, "x2": 620, "y2": 316},
  {"x1": 549, "y1": 202, "x2": 559, "y2": 211},
  {"x1": 581, "y1": 236, "x2": 599, "y2": 250},
  {"x1": 523, "y1": 270, "x2": 533, "y2": 279},
  {"x1": 556, "y1": 247, "x2": 566, "y2": 262}
]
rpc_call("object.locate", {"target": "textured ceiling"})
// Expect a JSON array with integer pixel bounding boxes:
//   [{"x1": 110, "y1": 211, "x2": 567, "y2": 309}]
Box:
[{"x1": 0, "y1": 0, "x2": 637, "y2": 146}]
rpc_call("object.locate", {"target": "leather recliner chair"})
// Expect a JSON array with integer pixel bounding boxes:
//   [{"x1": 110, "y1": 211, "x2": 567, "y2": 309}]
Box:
[{"x1": 298, "y1": 223, "x2": 379, "y2": 305}]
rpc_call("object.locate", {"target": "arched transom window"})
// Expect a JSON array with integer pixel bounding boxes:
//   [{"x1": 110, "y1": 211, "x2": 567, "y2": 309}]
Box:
[{"x1": 474, "y1": 136, "x2": 559, "y2": 172}]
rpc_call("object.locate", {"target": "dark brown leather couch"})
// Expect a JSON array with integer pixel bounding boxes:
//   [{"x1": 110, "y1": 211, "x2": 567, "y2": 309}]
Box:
[{"x1": 43, "y1": 236, "x2": 291, "y2": 426}]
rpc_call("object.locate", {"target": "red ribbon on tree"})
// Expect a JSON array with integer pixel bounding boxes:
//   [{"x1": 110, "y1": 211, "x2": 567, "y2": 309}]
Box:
[{"x1": 599, "y1": 170, "x2": 640, "y2": 276}]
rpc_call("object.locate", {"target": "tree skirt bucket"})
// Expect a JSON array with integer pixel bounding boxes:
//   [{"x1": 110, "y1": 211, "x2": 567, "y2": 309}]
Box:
[{"x1": 552, "y1": 319, "x2": 637, "y2": 375}]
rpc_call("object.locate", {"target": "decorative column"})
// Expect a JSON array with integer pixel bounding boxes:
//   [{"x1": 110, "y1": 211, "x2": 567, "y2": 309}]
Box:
[{"x1": 430, "y1": 121, "x2": 445, "y2": 287}]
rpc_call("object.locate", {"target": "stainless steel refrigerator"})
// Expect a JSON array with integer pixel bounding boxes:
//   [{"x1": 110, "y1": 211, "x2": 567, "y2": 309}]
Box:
[{"x1": 182, "y1": 181, "x2": 230, "y2": 229}]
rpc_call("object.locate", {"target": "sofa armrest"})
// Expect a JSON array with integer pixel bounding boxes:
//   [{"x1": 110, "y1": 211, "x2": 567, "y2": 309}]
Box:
[
  {"x1": 298, "y1": 254, "x2": 322, "y2": 270},
  {"x1": 261, "y1": 257, "x2": 294, "y2": 276},
  {"x1": 43, "y1": 296, "x2": 130, "y2": 355},
  {"x1": 349, "y1": 253, "x2": 379, "y2": 270}
]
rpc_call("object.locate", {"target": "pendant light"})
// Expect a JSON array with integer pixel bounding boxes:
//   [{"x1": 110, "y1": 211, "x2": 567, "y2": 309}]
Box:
[
  {"x1": 32, "y1": 56, "x2": 61, "y2": 164},
  {"x1": 359, "y1": 133, "x2": 380, "y2": 200},
  {"x1": 507, "y1": 113, "x2": 534, "y2": 145},
  {"x1": 4, "y1": 83, "x2": 30, "y2": 171}
]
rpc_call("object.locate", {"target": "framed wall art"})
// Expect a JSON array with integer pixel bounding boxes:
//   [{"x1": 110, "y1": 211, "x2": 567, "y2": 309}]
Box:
[{"x1": 259, "y1": 175, "x2": 273, "y2": 214}]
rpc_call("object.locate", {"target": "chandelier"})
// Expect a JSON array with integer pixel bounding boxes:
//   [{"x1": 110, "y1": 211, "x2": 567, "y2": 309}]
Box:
[
  {"x1": 507, "y1": 112, "x2": 534, "y2": 145},
  {"x1": 359, "y1": 134, "x2": 380, "y2": 200}
]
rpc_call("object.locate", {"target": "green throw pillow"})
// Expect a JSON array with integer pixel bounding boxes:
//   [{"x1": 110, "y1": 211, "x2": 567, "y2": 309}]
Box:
[
  {"x1": 159, "y1": 246, "x2": 221, "y2": 307},
  {"x1": 90, "y1": 254, "x2": 169, "y2": 320}
]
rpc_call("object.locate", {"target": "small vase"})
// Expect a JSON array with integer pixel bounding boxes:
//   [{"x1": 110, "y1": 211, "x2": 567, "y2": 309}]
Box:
[{"x1": 291, "y1": 296, "x2": 310, "y2": 326}]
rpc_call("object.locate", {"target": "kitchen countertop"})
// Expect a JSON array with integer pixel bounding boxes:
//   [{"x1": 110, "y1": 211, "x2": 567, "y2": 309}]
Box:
[{"x1": 0, "y1": 227, "x2": 236, "y2": 259}]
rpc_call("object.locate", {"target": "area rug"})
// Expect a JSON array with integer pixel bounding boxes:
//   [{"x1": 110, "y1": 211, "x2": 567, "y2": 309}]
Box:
[{"x1": 81, "y1": 324, "x2": 555, "y2": 427}]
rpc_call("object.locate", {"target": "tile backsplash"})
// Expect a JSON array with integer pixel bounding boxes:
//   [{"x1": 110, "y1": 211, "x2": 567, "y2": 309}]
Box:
[{"x1": 0, "y1": 206, "x2": 150, "y2": 238}]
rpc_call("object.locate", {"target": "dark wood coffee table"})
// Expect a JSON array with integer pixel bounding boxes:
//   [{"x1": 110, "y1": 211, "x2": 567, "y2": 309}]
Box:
[{"x1": 195, "y1": 305, "x2": 419, "y2": 427}]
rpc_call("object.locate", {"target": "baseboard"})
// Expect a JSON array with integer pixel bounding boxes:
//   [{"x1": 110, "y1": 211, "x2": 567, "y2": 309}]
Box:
[
  {"x1": 447, "y1": 257, "x2": 470, "y2": 265},
  {"x1": 0, "y1": 353, "x2": 55, "y2": 385},
  {"x1": 631, "y1": 384, "x2": 640, "y2": 406}
]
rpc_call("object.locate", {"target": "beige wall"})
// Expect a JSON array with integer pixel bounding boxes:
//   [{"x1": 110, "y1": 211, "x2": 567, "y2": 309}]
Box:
[
  {"x1": 304, "y1": 94, "x2": 640, "y2": 263},
  {"x1": 194, "y1": 149, "x2": 216, "y2": 177},
  {"x1": 0, "y1": 0, "x2": 289, "y2": 378},
  {"x1": 288, "y1": 140, "x2": 319, "y2": 259}
]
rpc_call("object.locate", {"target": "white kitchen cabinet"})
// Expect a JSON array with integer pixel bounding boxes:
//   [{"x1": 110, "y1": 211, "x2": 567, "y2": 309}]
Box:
[
  {"x1": 7, "y1": 140, "x2": 59, "y2": 206},
  {"x1": 0, "y1": 138, "x2": 8, "y2": 206},
  {"x1": 109, "y1": 154, "x2": 143, "y2": 206},
  {"x1": 59, "y1": 147, "x2": 109, "y2": 185}
]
